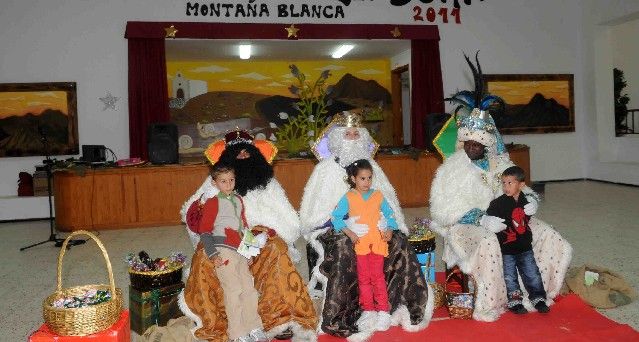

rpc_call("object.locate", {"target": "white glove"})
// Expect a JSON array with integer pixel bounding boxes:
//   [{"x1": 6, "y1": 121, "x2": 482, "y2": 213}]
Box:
[
  {"x1": 480, "y1": 215, "x2": 507, "y2": 233},
  {"x1": 377, "y1": 213, "x2": 388, "y2": 231},
  {"x1": 202, "y1": 183, "x2": 218, "y2": 201},
  {"x1": 524, "y1": 196, "x2": 538, "y2": 216},
  {"x1": 346, "y1": 216, "x2": 369, "y2": 237}
]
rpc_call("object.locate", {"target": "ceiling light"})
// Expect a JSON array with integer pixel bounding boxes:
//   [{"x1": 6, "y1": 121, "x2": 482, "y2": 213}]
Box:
[
  {"x1": 239, "y1": 44, "x2": 251, "y2": 59},
  {"x1": 332, "y1": 44, "x2": 354, "y2": 59}
]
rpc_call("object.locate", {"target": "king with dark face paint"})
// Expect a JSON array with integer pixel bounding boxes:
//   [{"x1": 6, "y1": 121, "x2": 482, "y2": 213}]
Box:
[{"x1": 463, "y1": 140, "x2": 486, "y2": 161}]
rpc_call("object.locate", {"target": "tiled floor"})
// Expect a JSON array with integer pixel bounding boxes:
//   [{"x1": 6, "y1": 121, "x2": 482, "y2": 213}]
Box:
[{"x1": 1, "y1": 180, "x2": 637, "y2": 340}]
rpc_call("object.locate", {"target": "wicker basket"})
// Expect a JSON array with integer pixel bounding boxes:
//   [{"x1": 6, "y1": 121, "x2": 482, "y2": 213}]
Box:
[
  {"x1": 445, "y1": 272, "x2": 476, "y2": 319},
  {"x1": 408, "y1": 236, "x2": 436, "y2": 254},
  {"x1": 129, "y1": 266, "x2": 183, "y2": 291},
  {"x1": 430, "y1": 282, "x2": 446, "y2": 309},
  {"x1": 43, "y1": 230, "x2": 123, "y2": 336}
]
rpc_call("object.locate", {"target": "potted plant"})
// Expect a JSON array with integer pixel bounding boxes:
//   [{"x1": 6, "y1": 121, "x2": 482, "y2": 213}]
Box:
[
  {"x1": 274, "y1": 64, "x2": 333, "y2": 156},
  {"x1": 614, "y1": 68, "x2": 631, "y2": 135}
]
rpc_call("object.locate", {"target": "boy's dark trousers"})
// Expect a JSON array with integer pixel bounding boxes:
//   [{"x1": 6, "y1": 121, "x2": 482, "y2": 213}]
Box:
[{"x1": 503, "y1": 249, "x2": 546, "y2": 307}]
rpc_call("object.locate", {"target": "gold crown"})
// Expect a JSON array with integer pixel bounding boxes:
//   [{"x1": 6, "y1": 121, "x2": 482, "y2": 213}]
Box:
[{"x1": 334, "y1": 111, "x2": 363, "y2": 128}]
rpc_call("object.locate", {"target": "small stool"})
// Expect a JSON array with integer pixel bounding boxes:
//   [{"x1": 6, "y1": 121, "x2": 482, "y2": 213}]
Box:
[{"x1": 29, "y1": 310, "x2": 130, "y2": 342}]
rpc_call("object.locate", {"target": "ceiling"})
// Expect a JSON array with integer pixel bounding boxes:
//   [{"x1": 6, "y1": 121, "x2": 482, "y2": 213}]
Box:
[{"x1": 165, "y1": 39, "x2": 411, "y2": 61}]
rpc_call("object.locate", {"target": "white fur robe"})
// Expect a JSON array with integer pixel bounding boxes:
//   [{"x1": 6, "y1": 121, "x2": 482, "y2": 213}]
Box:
[{"x1": 430, "y1": 150, "x2": 572, "y2": 321}]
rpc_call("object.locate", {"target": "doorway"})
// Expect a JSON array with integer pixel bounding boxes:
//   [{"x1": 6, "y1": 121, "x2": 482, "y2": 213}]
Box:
[{"x1": 391, "y1": 65, "x2": 410, "y2": 146}]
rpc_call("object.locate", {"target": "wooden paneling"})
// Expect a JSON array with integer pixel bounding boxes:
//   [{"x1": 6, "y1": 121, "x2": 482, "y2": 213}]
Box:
[
  {"x1": 508, "y1": 146, "x2": 531, "y2": 185},
  {"x1": 377, "y1": 153, "x2": 440, "y2": 207},
  {"x1": 53, "y1": 146, "x2": 529, "y2": 231},
  {"x1": 53, "y1": 164, "x2": 209, "y2": 231}
]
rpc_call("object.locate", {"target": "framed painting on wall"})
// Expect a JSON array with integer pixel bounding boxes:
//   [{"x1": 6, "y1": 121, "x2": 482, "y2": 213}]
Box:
[
  {"x1": 0, "y1": 82, "x2": 79, "y2": 157},
  {"x1": 483, "y1": 74, "x2": 575, "y2": 134}
]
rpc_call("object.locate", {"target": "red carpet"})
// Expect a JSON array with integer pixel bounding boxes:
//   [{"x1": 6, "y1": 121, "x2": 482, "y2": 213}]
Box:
[{"x1": 297, "y1": 276, "x2": 638, "y2": 342}]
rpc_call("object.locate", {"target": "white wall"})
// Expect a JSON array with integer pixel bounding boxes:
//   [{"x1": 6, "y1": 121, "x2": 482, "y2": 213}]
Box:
[
  {"x1": 612, "y1": 19, "x2": 639, "y2": 110},
  {"x1": 581, "y1": 0, "x2": 639, "y2": 185},
  {"x1": 2, "y1": 0, "x2": 630, "y2": 219}
]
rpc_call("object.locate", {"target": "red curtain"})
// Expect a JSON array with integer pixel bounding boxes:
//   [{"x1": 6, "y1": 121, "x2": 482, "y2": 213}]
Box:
[
  {"x1": 410, "y1": 39, "x2": 444, "y2": 149},
  {"x1": 128, "y1": 38, "x2": 169, "y2": 159}
]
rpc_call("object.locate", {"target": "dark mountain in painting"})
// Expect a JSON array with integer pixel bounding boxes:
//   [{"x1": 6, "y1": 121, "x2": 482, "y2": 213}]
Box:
[
  {"x1": 254, "y1": 95, "x2": 354, "y2": 126},
  {"x1": 329, "y1": 73, "x2": 392, "y2": 104},
  {"x1": 0, "y1": 109, "x2": 71, "y2": 157},
  {"x1": 492, "y1": 93, "x2": 570, "y2": 129},
  {"x1": 169, "y1": 73, "x2": 392, "y2": 141}
]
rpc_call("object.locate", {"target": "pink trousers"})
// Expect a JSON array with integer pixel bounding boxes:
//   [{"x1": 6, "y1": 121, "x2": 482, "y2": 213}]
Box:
[{"x1": 356, "y1": 253, "x2": 390, "y2": 312}]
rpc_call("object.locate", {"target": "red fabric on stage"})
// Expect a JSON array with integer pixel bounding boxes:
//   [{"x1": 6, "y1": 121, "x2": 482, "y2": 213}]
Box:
[
  {"x1": 410, "y1": 39, "x2": 445, "y2": 149},
  {"x1": 290, "y1": 294, "x2": 638, "y2": 341},
  {"x1": 29, "y1": 310, "x2": 130, "y2": 342},
  {"x1": 127, "y1": 38, "x2": 170, "y2": 159}
]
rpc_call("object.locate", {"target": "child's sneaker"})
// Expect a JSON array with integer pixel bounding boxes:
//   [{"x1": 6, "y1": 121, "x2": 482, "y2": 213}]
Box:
[
  {"x1": 248, "y1": 328, "x2": 269, "y2": 341},
  {"x1": 509, "y1": 304, "x2": 528, "y2": 314},
  {"x1": 376, "y1": 311, "x2": 392, "y2": 331},
  {"x1": 356, "y1": 311, "x2": 378, "y2": 331},
  {"x1": 534, "y1": 301, "x2": 550, "y2": 313}
]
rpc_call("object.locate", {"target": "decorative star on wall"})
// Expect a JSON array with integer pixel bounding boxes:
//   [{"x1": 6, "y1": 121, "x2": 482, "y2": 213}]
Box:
[
  {"x1": 391, "y1": 27, "x2": 402, "y2": 38},
  {"x1": 99, "y1": 92, "x2": 119, "y2": 111},
  {"x1": 285, "y1": 24, "x2": 299, "y2": 38},
  {"x1": 165, "y1": 25, "x2": 178, "y2": 38}
]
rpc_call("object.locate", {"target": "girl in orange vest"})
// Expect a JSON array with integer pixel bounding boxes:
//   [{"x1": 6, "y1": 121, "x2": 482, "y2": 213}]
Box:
[{"x1": 331, "y1": 159, "x2": 399, "y2": 332}]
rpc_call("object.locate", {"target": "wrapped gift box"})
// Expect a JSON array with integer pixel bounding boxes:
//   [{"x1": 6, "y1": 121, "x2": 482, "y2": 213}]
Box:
[
  {"x1": 29, "y1": 310, "x2": 130, "y2": 342},
  {"x1": 129, "y1": 282, "x2": 184, "y2": 335},
  {"x1": 417, "y1": 252, "x2": 436, "y2": 283}
]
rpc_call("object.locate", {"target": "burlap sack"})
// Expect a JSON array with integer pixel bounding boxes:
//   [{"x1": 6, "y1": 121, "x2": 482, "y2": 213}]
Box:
[
  {"x1": 564, "y1": 264, "x2": 637, "y2": 309},
  {"x1": 140, "y1": 316, "x2": 198, "y2": 342}
]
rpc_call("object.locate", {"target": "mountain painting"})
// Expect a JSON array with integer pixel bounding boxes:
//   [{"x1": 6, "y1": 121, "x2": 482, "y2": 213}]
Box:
[
  {"x1": 0, "y1": 83, "x2": 79, "y2": 157},
  {"x1": 166, "y1": 59, "x2": 393, "y2": 160},
  {"x1": 484, "y1": 74, "x2": 575, "y2": 134}
]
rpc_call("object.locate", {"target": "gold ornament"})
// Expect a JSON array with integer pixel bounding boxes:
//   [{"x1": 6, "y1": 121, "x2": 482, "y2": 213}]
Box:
[
  {"x1": 164, "y1": 25, "x2": 178, "y2": 38},
  {"x1": 285, "y1": 24, "x2": 299, "y2": 38},
  {"x1": 391, "y1": 27, "x2": 402, "y2": 38},
  {"x1": 333, "y1": 111, "x2": 363, "y2": 128}
]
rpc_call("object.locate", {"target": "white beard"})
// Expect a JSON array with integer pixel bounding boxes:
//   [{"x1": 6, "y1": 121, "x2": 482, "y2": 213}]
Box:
[{"x1": 328, "y1": 127, "x2": 373, "y2": 167}]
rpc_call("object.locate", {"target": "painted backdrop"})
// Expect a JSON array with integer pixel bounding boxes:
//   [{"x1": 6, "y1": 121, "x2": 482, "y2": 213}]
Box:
[{"x1": 166, "y1": 59, "x2": 392, "y2": 159}]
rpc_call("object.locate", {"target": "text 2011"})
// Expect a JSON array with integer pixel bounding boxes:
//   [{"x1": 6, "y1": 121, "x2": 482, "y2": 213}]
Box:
[{"x1": 413, "y1": 6, "x2": 461, "y2": 24}]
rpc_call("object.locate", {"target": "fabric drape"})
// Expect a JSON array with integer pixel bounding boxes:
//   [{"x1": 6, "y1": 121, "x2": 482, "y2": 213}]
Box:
[
  {"x1": 410, "y1": 39, "x2": 444, "y2": 149},
  {"x1": 127, "y1": 38, "x2": 169, "y2": 159}
]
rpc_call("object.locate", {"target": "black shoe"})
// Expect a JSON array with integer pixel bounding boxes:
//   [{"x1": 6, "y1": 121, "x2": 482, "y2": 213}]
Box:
[
  {"x1": 535, "y1": 301, "x2": 550, "y2": 313},
  {"x1": 509, "y1": 304, "x2": 528, "y2": 314},
  {"x1": 274, "y1": 328, "x2": 293, "y2": 340}
]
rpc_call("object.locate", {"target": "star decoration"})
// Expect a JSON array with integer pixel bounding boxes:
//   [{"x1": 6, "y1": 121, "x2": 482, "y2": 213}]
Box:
[
  {"x1": 391, "y1": 27, "x2": 402, "y2": 38},
  {"x1": 285, "y1": 24, "x2": 299, "y2": 38},
  {"x1": 164, "y1": 25, "x2": 178, "y2": 38},
  {"x1": 99, "y1": 92, "x2": 119, "y2": 111}
]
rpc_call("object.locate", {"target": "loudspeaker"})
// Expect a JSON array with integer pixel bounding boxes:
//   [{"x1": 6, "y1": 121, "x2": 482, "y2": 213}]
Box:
[
  {"x1": 148, "y1": 123, "x2": 178, "y2": 164},
  {"x1": 81, "y1": 145, "x2": 106, "y2": 163}
]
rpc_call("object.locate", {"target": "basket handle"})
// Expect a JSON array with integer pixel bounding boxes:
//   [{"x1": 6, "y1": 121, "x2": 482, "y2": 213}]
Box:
[
  {"x1": 445, "y1": 271, "x2": 478, "y2": 296},
  {"x1": 56, "y1": 230, "x2": 116, "y2": 296}
]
